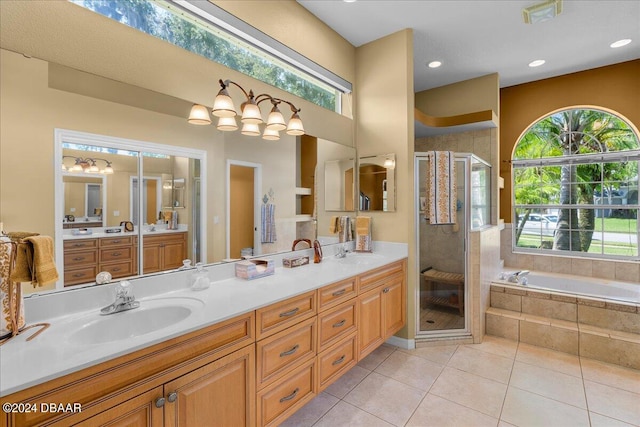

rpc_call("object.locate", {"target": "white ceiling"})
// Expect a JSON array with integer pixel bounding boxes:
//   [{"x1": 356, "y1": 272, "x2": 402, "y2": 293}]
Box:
[{"x1": 297, "y1": 0, "x2": 640, "y2": 91}]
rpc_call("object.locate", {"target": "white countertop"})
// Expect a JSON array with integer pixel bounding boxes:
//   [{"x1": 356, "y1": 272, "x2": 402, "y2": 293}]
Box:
[
  {"x1": 0, "y1": 242, "x2": 407, "y2": 396},
  {"x1": 62, "y1": 225, "x2": 187, "y2": 240}
]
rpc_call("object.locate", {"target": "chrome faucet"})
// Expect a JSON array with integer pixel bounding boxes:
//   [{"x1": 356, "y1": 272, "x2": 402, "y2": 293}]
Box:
[
  {"x1": 101, "y1": 281, "x2": 140, "y2": 315},
  {"x1": 506, "y1": 270, "x2": 529, "y2": 285},
  {"x1": 335, "y1": 243, "x2": 350, "y2": 258}
]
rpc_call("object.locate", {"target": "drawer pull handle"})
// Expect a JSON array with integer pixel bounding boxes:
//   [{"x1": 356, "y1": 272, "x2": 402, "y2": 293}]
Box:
[
  {"x1": 167, "y1": 392, "x2": 178, "y2": 403},
  {"x1": 154, "y1": 397, "x2": 165, "y2": 408},
  {"x1": 73, "y1": 243, "x2": 86, "y2": 247},
  {"x1": 383, "y1": 287, "x2": 391, "y2": 293},
  {"x1": 279, "y1": 388, "x2": 299, "y2": 403},
  {"x1": 332, "y1": 355, "x2": 346, "y2": 366},
  {"x1": 111, "y1": 240, "x2": 121, "y2": 243},
  {"x1": 279, "y1": 307, "x2": 299, "y2": 318},
  {"x1": 280, "y1": 344, "x2": 299, "y2": 357},
  {"x1": 111, "y1": 252, "x2": 122, "y2": 256},
  {"x1": 112, "y1": 267, "x2": 121, "y2": 272},
  {"x1": 332, "y1": 319, "x2": 346, "y2": 328},
  {"x1": 332, "y1": 289, "x2": 346, "y2": 297},
  {"x1": 72, "y1": 273, "x2": 85, "y2": 278},
  {"x1": 72, "y1": 257, "x2": 85, "y2": 261}
]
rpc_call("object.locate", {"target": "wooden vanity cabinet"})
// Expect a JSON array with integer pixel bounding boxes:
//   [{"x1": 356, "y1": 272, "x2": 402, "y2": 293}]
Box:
[
  {"x1": 142, "y1": 232, "x2": 187, "y2": 274},
  {"x1": 63, "y1": 238, "x2": 99, "y2": 286},
  {"x1": 357, "y1": 259, "x2": 407, "y2": 360}
]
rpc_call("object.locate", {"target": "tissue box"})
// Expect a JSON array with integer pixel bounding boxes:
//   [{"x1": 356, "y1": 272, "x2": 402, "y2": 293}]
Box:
[
  {"x1": 235, "y1": 259, "x2": 275, "y2": 280},
  {"x1": 283, "y1": 255, "x2": 309, "y2": 268}
]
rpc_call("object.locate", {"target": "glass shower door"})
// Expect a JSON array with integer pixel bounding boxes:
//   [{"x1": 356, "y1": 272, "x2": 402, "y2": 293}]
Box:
[{"x1": 416, "y1": 154, "x2": 469, "y2": 335}]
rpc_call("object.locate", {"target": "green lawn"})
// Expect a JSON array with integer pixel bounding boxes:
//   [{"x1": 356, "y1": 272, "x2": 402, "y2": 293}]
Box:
[
  {"x1": 517, "y1": 231, "x2": 637, "y2": 256},
  {"x1": 594, "y1": 218, "x2": 638, "y2": 233}
]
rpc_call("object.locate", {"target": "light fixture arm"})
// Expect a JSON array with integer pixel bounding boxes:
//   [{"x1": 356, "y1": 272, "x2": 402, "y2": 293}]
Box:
[{"x1": 220, "y1": 79, "x2": 253, "y2": 102}]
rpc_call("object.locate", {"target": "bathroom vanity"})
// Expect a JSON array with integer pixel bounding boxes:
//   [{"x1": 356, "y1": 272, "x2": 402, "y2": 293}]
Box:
[{"x1": 0, "y1": 243, "x2": 407, "y2": 427}]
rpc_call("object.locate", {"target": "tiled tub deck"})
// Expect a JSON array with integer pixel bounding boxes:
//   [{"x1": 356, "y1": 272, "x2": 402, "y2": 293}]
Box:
[{"x1": 486, "y1": 283, "x2": 640, "y2": 370}]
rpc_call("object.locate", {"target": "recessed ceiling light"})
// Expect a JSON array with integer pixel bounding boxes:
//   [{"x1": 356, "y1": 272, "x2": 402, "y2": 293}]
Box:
[
  {"x1": 343, "y1": 0, "x2": 357, "y2": 3},
  {"x1": 610, "y1": 39, "x2": 632, "y2": 48},
  {"x1": 428, "y1": 61, "x2": 442, "y2": 68},
  {"x1": 529, "y1": 59, "x2": 546, "y2": 67}
]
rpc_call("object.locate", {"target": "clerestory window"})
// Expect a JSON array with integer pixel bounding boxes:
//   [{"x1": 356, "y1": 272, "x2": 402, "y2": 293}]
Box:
[
  {"x1": 70, "y1": 0, "x2": 349, "y2": 113},
  {"x1": 512, "y1": 107, "x2": 640, "y2": 260}
]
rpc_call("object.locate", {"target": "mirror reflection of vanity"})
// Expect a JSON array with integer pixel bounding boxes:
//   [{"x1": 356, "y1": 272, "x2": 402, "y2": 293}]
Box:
[
  {"x1": 322, "y1": 142, "x2": 356, "y2": 212},
  {"x1": 358, "y1": 153, "x2": 396, "y2": 212}
]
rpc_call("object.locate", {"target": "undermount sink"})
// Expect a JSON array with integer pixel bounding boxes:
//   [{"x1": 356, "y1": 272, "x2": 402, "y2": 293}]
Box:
[
  {"x1": 69, "y1": 297, "x2": 204, "y2": 345},
  {"x1": 327, "y1": 252, "x2": 386, "y2": 265}
]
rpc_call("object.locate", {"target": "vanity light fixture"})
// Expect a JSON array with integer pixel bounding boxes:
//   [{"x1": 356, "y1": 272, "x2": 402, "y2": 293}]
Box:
[
  {"x1": 62, "y1": 156, "x2": 114, "y2": 174},
  {"x1": 383, "y1": 158, "x2": 396, "y2": 169},
  {"x1": 523, "y1": 0, "x2": 562, "y2": 24},
  {"x1": 188, "y1": 78, "x2": 305, "y2": 140}
]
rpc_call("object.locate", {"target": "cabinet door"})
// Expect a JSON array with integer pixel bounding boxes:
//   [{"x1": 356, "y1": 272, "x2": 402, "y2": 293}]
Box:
[
  {"x1": 74, "y1": 386, "x2": 163, "y2": 427},
  {"x1": 164, "y1": 344, "x2": 255, "y2": 427},
  {"x1": 143, "y1": 244, "x2": 161, "y2": 274},
  {"x1": 161, "y1": 240, "x2": 186, "y2": 270},
  {"x1": 382, "y1": 275, "x2": 405, "y2": 339},
  {"x1": 357, "y1": 288, "x2": 383, "y2": 360}
]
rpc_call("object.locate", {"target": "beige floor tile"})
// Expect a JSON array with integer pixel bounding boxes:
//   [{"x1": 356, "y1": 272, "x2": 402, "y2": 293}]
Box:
[
  {"x1": 357, "y1": 344, "x2": 396, "y2": 371},
  {"x1": 466, "y1": 335, "x2": 519, "y2": 359},
  {"x1": 324, "y1": 365, "x2": 371, "y2": 399},
  {"x1": 314, "y1": 401, "x2": 394, "y2": 427},
  {"x1": 375, "y1": 351, "x2": 444, "y2": 391},
  {"x1": 501, "y1": 387, "x2": 590, "y2": 427},
  {"x1": 589, "y1": 412, "x2": 636, "y2": 427},
  {"x1": 278, "y1": 392, "x2": 339, "y2": 427},
  {"x1": 584, "y1": 380, "x2": 640, "y2": 425},
  {"x1": 406, "y1": 393, "x2": 499, "y2": 427},
  {"x1": 448, "y1": 345, "x2": 514, "y2": 384},
  {"x1": 510, "y1": 361, "x2": 587, "y2": 409},
  {"x1": 430, "y1": 366, "x2": 507, "y2": 418},
  {"x1": 516, "y1": 342, "x2": 582, "y2": 377},
  {"x1": 399, "y1": 344, "x2": 457, "y2": 365},
  {"x1": 498, "y1": 422, "x2": 518, "y2": 427},
  {"x1": 580, "y1": 358, "x2": 640, "y2": 394},
  {"x1": 343, "y1": 372, "x2": 425, "y2": 426}
]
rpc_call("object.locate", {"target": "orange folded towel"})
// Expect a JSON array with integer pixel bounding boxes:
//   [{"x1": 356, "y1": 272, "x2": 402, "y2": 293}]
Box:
[
  {"x1": 355, "y1": 216, "x2": 371, "y2": 236},
  {"x1": 10, "y1": 236, "x2": 59, "y2": 287},
  {"x1": 328, "y1": 216, "x2": 339, "y2": 234}
]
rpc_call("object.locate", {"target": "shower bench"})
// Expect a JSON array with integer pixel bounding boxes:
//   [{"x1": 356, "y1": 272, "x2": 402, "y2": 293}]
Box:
[{"x1": 421, "y1": 269, "x2": 465, "y2": 316}]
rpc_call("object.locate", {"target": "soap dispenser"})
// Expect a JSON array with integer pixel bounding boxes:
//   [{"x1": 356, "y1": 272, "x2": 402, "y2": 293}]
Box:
[{"x1": 191, "y1": 262, "x2": 209, "y2": 291}]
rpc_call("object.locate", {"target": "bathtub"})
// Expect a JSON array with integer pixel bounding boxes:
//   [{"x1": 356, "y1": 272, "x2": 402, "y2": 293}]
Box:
[{"x1": 496, "y1": 270, "x2": 640, "y2": 304}]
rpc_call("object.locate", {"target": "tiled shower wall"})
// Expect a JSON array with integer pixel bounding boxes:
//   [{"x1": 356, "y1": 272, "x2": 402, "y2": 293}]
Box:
[{"x1": 500, "y1": 223, "x2": 640, "y2": 283}]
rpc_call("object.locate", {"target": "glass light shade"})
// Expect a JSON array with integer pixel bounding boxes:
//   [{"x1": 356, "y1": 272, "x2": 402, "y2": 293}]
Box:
[
  {"x1": 241, "y1": 101, "x2": 263, "y2": 124},
  {"x1": 71, "y1": 164, "x2": 83, "y2": 172},
  {"x1": 262, "y1": 128, "x2": 280, "y2": 141},
  {"x1": 104, "y1": 165, "x2": 114, "y2": 174},
  {"x1": 212, "y1": 89, "x2": 237, "y2": 118},
  {"x1": 286, "y1": 113, "x2": 305, "y2": 136},
  {"x1": 61, "y1": 164, "x2": 67, "y2": 171},
  {"x1": 383, "y1": 159, "x2": 395, "y2": 169},
  {"x1": 241, "y1": 122, "x2": 261, "y2": 136},
  {"x1": 188, "y1": 104, "x2": 212, "y2": 125},
  {"x1": 216, "y1": 116, "x2": 238, "y2": 131},
  {"x1": 266, "y1": 106, "x2": 286, "y2": 131},
  {"x1": 89, "y1": 164, "x2": 100, "y2": 173}
]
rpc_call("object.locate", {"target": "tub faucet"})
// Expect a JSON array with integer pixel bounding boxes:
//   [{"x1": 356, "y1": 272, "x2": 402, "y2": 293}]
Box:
[
  {"x1": 101, "y1": 281, "x2": 140, "y2": 315},
  {"x1": 507, "y1": 270, "x2": 529, "y2": 285}
]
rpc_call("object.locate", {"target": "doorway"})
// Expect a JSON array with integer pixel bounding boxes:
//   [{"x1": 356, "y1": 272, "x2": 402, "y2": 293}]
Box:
[
  {"x1": 227, "y1": 161, "x2": 262, "y2": 259},
  {"x1": 131, "y1": 177, "x2": 161, "y2": 225}
]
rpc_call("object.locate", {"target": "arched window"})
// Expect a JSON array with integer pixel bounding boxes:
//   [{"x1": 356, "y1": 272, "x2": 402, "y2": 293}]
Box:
[{"x1": 512, "y1": 107, "x2": 640, "y2": 259}]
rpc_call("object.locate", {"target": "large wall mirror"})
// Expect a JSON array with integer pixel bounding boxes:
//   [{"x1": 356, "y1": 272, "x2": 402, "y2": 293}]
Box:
[
  {"x1": 358, "y1": 153, "x2": 396, "y2": 212},
  {"x1": 322, "y1": 141, "x2": 356, "y2": 212},
  {"x1": 55, "y1": 129, "x2": 206, "y2": 289}
]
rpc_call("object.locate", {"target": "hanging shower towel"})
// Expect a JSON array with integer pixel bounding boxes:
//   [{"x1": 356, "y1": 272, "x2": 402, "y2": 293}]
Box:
[
  {"x1": 355, "y1": 216, "x2": 372, "y2": 252},
  {"x1": 10, "y1": 235, "x2": 59, "y2": 286},
  {"x1": 261, "y1": 203, "x2": 277, "y2": 243},
  {"x1": 427, "y1": 151, "x2": 457, "y2": 224}
]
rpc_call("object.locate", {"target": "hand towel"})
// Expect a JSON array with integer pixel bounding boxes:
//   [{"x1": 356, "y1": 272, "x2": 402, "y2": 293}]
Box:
[
  {"x1": 355, "y1": 216, "x2": 372, "y2": 252},
  {"x1": 261, "y1": 203, "x2": 277, "y2": 243},
  {"x1": 426, "y1": 151, "x2": 457, "y2": 225},
  {"x1": 1, "y1": 236, "x2": 25, "y2": 337},
  {"x1": 338, "y1": 216, "x2": 352, "y2": 243},
  {"x1": 10, "y1": 236, "x2": 59, "y2": 287},
  {"x1": 328, "y1": 216, "x2": 338, "y2": 234}
]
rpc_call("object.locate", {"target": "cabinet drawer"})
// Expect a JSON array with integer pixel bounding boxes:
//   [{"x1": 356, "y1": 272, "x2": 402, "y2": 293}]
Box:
[
  {"x1": 64, "y1": 239, "x2": 98, "y2": 250},
  {"x1": 257, "y1": 317, "x2": 316, "y2": 389},
  {"x1": 318, "y1": 277, "x2": 357, "y2": 311},
  {"x1": 64, "y1": 265, "x2": 98, "y2": 286},
  {"x1": 100, "y1": 261, "x2": 134, "y2": 279},
  {"x1": 257, "y1": 358, "x2": 315, "y2": 427},
  {"x1": 359, "y1": 260, "x2": 405, "y2": 293},
  {"x1": 64, "y1": 249, "x2": 98, "y2": 267},
  {"x1": 100, "y1": 236, "x2": 133, "y2": 247},
  {"x1": 317, "y1": 299, "x2": 357, "y2": 351},
  {"x1": 100, "y1": 246, "x2": 133, "y2": 262},
  {"x1": 318, "y1": 333, "x2": 357, "y2": 391},
  {"x1": 256, "y1": 290, "x2": 316, "y2": 339}
]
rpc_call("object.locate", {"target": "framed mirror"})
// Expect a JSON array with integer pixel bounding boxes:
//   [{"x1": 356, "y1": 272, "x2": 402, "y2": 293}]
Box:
[{"x1": 358, "y1": 153, "x2": 396, "y2": 212}]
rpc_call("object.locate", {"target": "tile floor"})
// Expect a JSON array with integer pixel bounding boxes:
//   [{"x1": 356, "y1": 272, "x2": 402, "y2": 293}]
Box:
[{"x1": 280, "y1": 336, "x2": 640, "y2": 427}]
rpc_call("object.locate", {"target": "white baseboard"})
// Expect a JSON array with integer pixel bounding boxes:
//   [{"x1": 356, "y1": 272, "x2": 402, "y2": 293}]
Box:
[{"x1": 385, "y1": 335, "x2": 415, "y2": 349}]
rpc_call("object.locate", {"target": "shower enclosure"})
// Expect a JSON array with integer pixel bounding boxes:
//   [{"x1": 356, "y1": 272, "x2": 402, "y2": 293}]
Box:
[{"x1": 415, "y1": 153, "x2": 491, "y2": 337}]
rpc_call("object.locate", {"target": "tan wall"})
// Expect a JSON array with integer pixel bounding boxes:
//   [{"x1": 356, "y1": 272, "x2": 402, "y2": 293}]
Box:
[
  {"x1": 355, "y1": 29, "x2": 414, "y2": 338},
  {"x1": 500, "y1": 60, "x2": 640, "y2": 222},
  {"x1": 415, "y1": 73, "x2": 500, "y2": 117}
]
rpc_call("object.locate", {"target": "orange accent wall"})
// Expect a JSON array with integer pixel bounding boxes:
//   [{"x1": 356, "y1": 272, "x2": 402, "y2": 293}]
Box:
[{"x1": 499, "y1": 60, "x2": 640, "y2": 222}]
